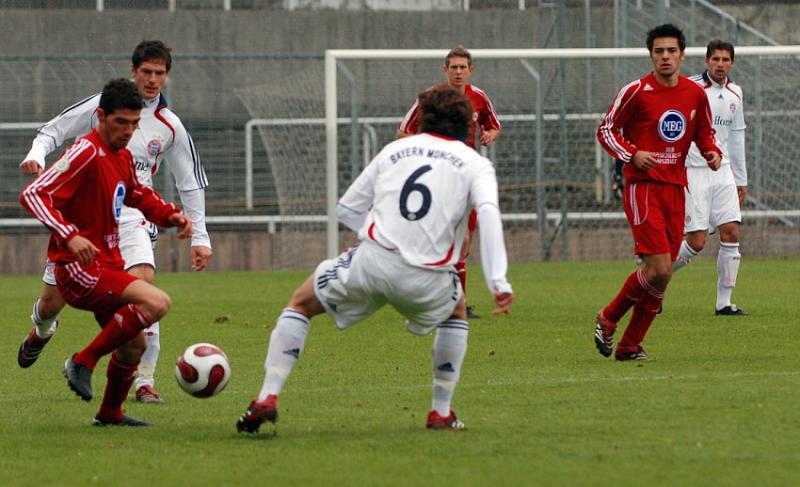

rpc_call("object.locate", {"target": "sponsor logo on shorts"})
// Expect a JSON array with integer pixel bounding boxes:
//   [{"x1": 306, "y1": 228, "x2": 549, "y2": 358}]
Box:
[{"x1": 658, "y1": 110, "x2": 686, "y2": 143}]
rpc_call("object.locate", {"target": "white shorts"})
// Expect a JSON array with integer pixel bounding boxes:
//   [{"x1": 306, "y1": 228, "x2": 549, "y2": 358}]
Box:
[
  {"x1": 684, "y1": 165, "x2": 742, "y2": 234},
  {"x1": 313, "y1": 242, "x2": 463, "y2": 336},
  {"x1": 40, "y1": 219, "x2": 156, "y2": 285}
]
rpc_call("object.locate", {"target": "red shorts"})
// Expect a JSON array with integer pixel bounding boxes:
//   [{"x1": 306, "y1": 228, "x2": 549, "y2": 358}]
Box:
[
  {"x1": 623, "y1": 181, "x2": 685, "y2": 260},
  {"x1": 55, "y1": 261, "x2": 138, "y2": 326}
]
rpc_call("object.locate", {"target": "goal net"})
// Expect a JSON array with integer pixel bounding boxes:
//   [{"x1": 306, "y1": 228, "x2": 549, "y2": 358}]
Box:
[{"x1": 238, "y1": 46, "x2": 800, "y2": 268}]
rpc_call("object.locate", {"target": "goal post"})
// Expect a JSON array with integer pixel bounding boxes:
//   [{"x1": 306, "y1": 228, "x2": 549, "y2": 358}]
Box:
[{"x1": 324, "y1": 46, "x2": 800, "y2": 260}]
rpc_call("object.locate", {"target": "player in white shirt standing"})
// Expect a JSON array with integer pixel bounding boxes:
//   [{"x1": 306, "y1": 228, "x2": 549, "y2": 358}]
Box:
[
  {"x1": 236, "y1": 84, "x2": 514, "y2": 434},
  {"x1": 16, "y1": 40, "x2": 213, "y2": 402},
  {"x1": 673, "y1": 39, "x2": 748, "y2": 316}
]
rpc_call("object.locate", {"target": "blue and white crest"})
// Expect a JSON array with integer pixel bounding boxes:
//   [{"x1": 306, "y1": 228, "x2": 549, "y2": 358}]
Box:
[
  {"x1": 113, "y1": 182, "x2": 126, "y2": 222},
  {"x1": 658, "y1": 110, "x2": 686, "y2": 143}
]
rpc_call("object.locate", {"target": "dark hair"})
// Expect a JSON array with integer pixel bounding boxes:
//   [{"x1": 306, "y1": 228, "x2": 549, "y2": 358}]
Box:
[
  {"x1": 646, "y1": 24, "x2": 686, "y2": 52},
  {"x1": 418, "y1": 83, "x2": 473, "y2": 140},
  {"x1": 99, "y1": 78, "x2": 144, "y2": 115},
  {"x1": 131, "y1": 39, "x2": 172, "y2": 71},
  {"x1": 706, "y1": 39, "x2": 735, "y2": 61},
  {"x1": 445, "y1": 45, "x2": 472, "y2": 67}
]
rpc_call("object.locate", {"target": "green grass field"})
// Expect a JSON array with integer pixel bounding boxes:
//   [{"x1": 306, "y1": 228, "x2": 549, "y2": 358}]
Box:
[{"x1": 1, "y1": 258, "x2": 799, "y2": 486}]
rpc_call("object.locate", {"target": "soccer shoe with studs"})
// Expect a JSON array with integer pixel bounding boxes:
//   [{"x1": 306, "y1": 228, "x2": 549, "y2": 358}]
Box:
[
  {"x1": 426, "y1": 409, "x2": 466, "y2": 430},
  {"x1": 135, "y1": 384, "x2": 164, "y2": 404},
  {"x1": 594, "y1": 312, "x2": 617, "y2": 358},
  {"x1": 715, "y1": 305, "x2": 749, "y2": 316},
  {"x1": 466, "y1": 306, "x2": 481, "y2": 319},
  {"x1": 92, "y1": 415, "x2": 151, "y2": 427},
  {"x1": 17, "y1": 322, "x2": 58, "y2": 368},
  {"x1": 236, "y1": 399, "x2": 278, "y2": 434},
  {"x1": 615, "y1": 346, "x2": 649, "y2": 362},
  {"x1": 63, "y1": 355, "x2": 93, "y2": 401}
]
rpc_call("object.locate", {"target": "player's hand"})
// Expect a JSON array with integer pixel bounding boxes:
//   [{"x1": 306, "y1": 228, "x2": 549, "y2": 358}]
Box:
[
  {"x1": 66, "y1": 235, "x2": 99, "y2": 266},
  {"x1": 631, "y1": 150, "x2": 658, "y2": 170},
  {"x1": 704, "y1": 151, "x2": 721, "y2": 171},
  {"x1": 491, "y1": 291, "x2": 514, "y2": 315},
  {"x1": 480, "y1": 129, "x2": 500, "y2": 146},
  {"x1": 169, "y1": 213, "x2": 193, "y2": 239},
  {"x1": 20, "y1": 160, "x2": 43, "y2": 176},
  {"x1": 737, "y1": 185, "x2": 747, "y2": 205},
  {"x1": 190, "y1": 245, "x2": 213, "y2": 271}
]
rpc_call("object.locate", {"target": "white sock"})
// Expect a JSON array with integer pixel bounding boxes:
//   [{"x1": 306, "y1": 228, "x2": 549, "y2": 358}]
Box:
[
  {"x1": 31, "y1": 298, "x2": 58, "y2": 339},
  {"x1": 135, "y1": 322, "x2": 160, "y2": 389},
  {"x1": 257, "y1": 308, "x2": 311, "y2": 402},
  {"x1": 717, "y1": 242, "x2": 741, "y2": 310},
  {"x1": 431, "y1": 320, "x2": 469, "y2": 417},
  {"x1": 673, "y1": 240, "x2": 700, "y2": 272}
]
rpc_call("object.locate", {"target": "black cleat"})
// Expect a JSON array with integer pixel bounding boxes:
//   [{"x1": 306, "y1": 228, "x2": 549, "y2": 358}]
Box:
[
  {"x1": 594, "y1": 312, "x2": 616, "y2": 358},
  {"x1": 466, "y1": 306, "x2": 481, "y2": 320},
  {"x1": 17, "y1": 322, "x2": 57, "y2": 368},
  {"x1": 615, "y1": 346, "x2": 649, "y2": 361},
  {"x1": 236, "y1": 400, "x2": 278, "y2": 434},
  {"x1": 92, "y1": 415, "x2": 151, "y2": 427},
  {"x1": 64, "y1": 355, "x2": 93, "y2": 401},
  {"x1": 716, "y1": 305, "x2": 749, "y2": 316}
]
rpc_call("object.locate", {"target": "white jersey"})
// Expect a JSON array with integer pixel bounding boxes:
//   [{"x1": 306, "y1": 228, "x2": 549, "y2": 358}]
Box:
[
  {"x1": 686, "y1": 72, "x2": 747, "y2": 186},
  {"x1": 337, "y1": 132, "x2": 512, "y2": 295},
  {"x1": 22, "y1": 93, "x2": 211, "y2": 248}
]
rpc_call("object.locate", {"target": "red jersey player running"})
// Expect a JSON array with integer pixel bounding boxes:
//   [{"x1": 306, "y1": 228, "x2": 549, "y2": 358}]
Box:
[
  {"x1": 397, "y1": 46, "x2": 501, "y2": 319},
  {"x1": 20, "y1": 79, "x2": 192, "y2": 426},
  {"x1": 595, "y1": 24, "x2": 721, "y2": 361}
]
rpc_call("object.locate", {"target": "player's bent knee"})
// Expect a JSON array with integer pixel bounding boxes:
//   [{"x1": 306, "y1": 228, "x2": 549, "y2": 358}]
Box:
[{"x1": 117, "y1": 333, "x2": 147, "y2": 362}]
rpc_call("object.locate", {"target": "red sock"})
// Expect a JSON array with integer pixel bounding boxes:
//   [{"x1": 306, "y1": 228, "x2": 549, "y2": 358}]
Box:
[
  {"x1": 603, "y1": 270, "x2": 649, "y2": 324},
  {"x1": 618, "y1": 286, "x2": 665, "y2": 352},
  {"x1": 74, "y1": 304, "x2": 151, "y2": 370},
  {"x1": 455, "y1": 260, "x2": 467, "y2": 293},
  {"x1": 96, "y1": 353, "x2": 139, "y2": 422}
]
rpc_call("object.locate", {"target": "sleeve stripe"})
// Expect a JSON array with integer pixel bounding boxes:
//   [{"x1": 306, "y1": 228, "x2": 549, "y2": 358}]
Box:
[
  {"x1": 471, "y1": 85, "x2": 501, "y2": 129},
  {"x1": 42, "y1": 93, "x2": 99, "y2": 127},
  {"x1": 598, "y1": 80, "x2": 640, "y2": 161},
  {"x1": 187, "y1": 133, "x2": 208, "y2": 188},
  {"x1": 398, "y1": 99, "x2": 420, "y2": 132}
]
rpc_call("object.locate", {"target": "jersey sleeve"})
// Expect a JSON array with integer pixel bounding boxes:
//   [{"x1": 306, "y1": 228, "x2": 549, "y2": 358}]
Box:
[
  {"x1": 597, "y1": 81, "x2": 640, "y2": 163},
  {"x1": 692, "y1": 89, "x2": 722, "y2": 158},
  {"x1": 337, "y1": 154, "x2": 380, "y2": 233},
  {"x1": 123, "y1": 151, "x2": 181, "y2": 228},
  {"x1": 477, "y1": 92, "x2": 501, "y2": 131},
  {"x1": 22, "y1": 94, "x2": 100, "y2": 169},
  {"x1": 468, "y1": 157, "x2": 500, "y2": 210},
  {"x1": 398, "y1": 99, "x2": 421, "y2": 135},
  {"x1": 19, "y1": 139, "x2": 97, "y2": 244},
  {"x1": 469, "y1": 158, "x2": 512, "y2": 295}
]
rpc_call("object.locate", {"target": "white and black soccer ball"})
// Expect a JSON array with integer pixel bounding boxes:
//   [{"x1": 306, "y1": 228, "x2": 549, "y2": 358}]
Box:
[{"x1": 175, "y1": 343, "x2": 231, "y2": 398}]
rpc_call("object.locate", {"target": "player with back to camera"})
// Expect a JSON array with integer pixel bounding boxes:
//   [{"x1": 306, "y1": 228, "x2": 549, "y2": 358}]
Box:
[
  {"x1": 16, "y1": 40, "x2": 212, "y2": 404},
  {"x1": 672, "y1": 39, "x2": 749, "y2": 317},
  {"x1": 237, "y1": 84, "x2": 513, "y2": 434},
  {"x1": 20, "y1": 78, "x2": 192, "y2": 426},
  {"x1": 595, "y1": 24, "x2": 722, "y2": 361},
  {"x1": 397, "y1": 45, "x2": 502, "y2": 319}
]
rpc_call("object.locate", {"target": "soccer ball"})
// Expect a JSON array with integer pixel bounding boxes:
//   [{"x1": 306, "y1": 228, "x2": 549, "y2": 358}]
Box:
[{"x1": 174, "y1": 343, "x2": 231, "y2": 398}]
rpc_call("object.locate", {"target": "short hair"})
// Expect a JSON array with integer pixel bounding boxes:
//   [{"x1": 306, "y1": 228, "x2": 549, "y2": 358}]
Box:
[
  {"x1": 131, "y1": 39, "x2": 172, "y2": 71},
  {"x1": 706, "y1": 39, "x2": 735, "y2": 61},
  {"x1": 646, "y1": 24, "x2": 686, "y2": 52},
  {"x1": 445, "y1": 45, "x2": 472, "y2": 67},
  {"x1": 99, "y1": 78, "x2": 144, "y2": 115},
  {"x1": 418, "y1": 83, "x2": 473, "y2": 140}
]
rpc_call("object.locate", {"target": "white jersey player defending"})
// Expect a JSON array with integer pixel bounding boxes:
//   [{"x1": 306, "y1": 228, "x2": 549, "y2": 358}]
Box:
[
  {"x1": 16, "y1": 40, "x2": 213, "y2": 402},
  {"x1": 236, "y1": 84, "x2": 514, "y2": 434},
  {"x1": 673, "y1": 39, "x2": 748, "y2": 316}
]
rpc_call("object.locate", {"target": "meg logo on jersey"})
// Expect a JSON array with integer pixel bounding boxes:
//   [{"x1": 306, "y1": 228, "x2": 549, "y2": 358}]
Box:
[
  {"x1": 113, "y1": 182, "x2": 125, "y2": 222},
  {"x1": 657, "y1": 110, "x2": 686, "y2": 143}
]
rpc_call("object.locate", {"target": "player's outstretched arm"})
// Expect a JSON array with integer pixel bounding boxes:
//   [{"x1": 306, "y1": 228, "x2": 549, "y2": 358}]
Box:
[
  {"x1": 475, "y1": 202, "x2": 513, "y2": 315},
  {"x1": 19, "y1": 160, "x2": 43, "y2": 176}
]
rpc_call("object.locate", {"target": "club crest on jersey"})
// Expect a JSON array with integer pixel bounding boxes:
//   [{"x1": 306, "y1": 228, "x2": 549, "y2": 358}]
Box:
[
  {"x1": 147, "y1": 137, "x2": 163, "y2": 157},
  {"x1": 730, "y1": 103, "x2": 737, "y2": 114},
  {"x1": 658, "y1": 110, "x2": 686, "y2": 143},
  {"x1": 113, "y1": 182, "x2": 125, "y2": 222},
  {"x1": 53, "y1": 157, "x2": 70, "y2": 172}
]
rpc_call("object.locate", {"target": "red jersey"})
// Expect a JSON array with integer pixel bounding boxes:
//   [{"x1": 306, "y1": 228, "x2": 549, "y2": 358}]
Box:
[
  {"x1": 597, "y1": 72, "x2": 720, "y2": 186},
  {"x1": 398, "y1": 84, "x2": 501, "y2": 149},
  {"x1": 21, "y1": 129, "x2": 180, "y2": 270}
]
